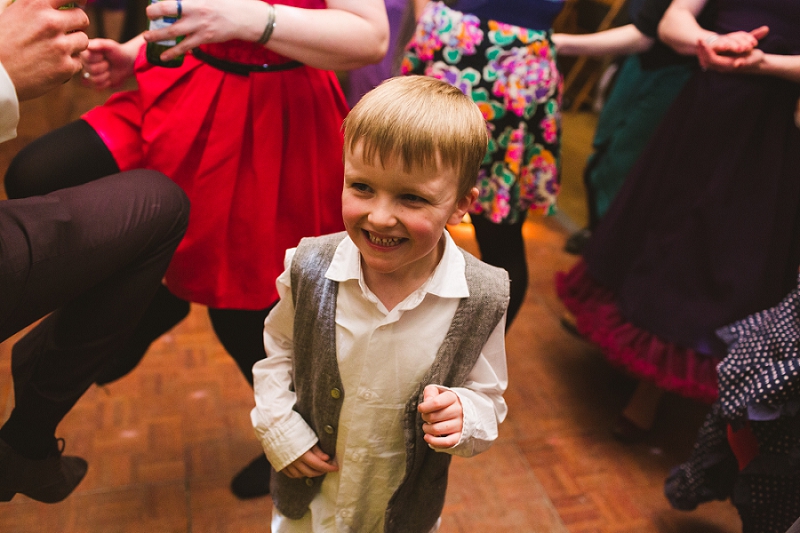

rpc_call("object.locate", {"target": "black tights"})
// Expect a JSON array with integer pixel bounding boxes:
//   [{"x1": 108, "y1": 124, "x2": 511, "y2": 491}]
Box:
[
  {"x1": 6, "y1": 119, "x2": 273, "y2": 388},
  {"x1": 471, "y1": 215, "x2": 528, "y2": 329}
]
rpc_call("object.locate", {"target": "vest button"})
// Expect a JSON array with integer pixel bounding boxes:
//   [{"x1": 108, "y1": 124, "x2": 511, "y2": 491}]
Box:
[
  {"x1": 324, "y1": 424, "x2": 335, "y2": 434},
  {"x1": 330, "y1": 388, "x2": 341, "y2": 399},
  {"x1": 305, "y1": 478, "x2": 314, "y2": 487}
]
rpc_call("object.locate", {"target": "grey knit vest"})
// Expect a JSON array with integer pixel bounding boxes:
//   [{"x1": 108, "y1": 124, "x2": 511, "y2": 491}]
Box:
[{"x1": 270, "y1": 232, "x2": 509, "y2": 532}]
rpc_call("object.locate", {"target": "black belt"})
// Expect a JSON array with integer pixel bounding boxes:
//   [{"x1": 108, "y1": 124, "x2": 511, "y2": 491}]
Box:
[{"x1": 192, "y1": 48, "x2": 303, "y2": 76}]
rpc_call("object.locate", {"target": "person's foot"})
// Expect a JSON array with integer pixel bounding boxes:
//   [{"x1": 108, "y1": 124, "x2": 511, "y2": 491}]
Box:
[
  {"x1": 230, "y1": 454, "x2": 271, "y2": 499},
  {"x1": 564, "y1": 228, "x2": 591, "y2": 255},
  {"x1": 0, "y1": 437, "x2": 87, "y2": 503},
  {"x1": 611, "y1": 414, "x2": 650, "y2": 443}
]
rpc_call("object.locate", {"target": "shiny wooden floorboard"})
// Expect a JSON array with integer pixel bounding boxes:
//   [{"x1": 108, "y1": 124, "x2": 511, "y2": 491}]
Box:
[{"x1": 0, "y1": 79, "x2": 742, "y2": 532}]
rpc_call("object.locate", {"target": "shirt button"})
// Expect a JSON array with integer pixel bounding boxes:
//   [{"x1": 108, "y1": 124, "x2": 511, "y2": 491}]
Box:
[
  {"x1": 305, "y1": 478, "x2": 314, "y2": 487},
  {"x1": 330, "y1": 388, "x2": 341, "y2": 399},
  {"x1": 324, "y1": 424, "x2": 335, "y2": 434}
]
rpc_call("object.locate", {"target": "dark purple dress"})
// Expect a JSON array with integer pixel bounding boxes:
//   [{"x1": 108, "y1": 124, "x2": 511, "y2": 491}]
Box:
[{"x1": 557, "y1": 0, "x2": 800, "y2": 403}]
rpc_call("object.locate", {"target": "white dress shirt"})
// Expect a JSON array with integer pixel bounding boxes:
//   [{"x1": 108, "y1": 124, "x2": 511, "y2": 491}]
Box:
[
  {"x1": 251, "y1": 232, "x2": 508, "y2": 532},
  {"x1": 0, "y1": 60, "x2": 19, "y2": 143}
]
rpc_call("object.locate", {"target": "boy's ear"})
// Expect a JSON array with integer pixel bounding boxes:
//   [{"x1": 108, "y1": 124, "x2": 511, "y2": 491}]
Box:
[{"x1": 447, "y1": 187, "x2": 479, "y2": 226}]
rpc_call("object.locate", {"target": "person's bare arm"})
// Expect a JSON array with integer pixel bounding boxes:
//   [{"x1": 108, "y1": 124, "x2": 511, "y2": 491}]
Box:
[
  {"x1": 412, "y1": 0, "x2": 427, "y2": 18},
  {"x1": 698, "y1": 42, "x2": 800, "y2": 84},
  {"x1": 144, "y1": 0, "x2": 389, "y2": 71},
  {"x1": 553, "y1": 24, "x2": 654, "y2": 57},
  {"x1": 659, "y1": 0, "x2": 765, "y2": 58},
  {"x1": 0, "y1": 0, "x2": 89, "y2": 101},
  {"x1": 657, "y1": 0, "x2": 717, "y2": 55}
]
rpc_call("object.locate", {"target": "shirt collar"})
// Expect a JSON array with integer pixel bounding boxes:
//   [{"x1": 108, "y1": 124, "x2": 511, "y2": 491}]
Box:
[{"x1": 325, "y1": 231, "x2": 470, "y2": 300}]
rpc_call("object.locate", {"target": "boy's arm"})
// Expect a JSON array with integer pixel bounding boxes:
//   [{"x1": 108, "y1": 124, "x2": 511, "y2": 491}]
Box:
[
  {"x1": 251, "y1": 250, "x2": 320, "y2": 472},
  {"x1": 422, "y1": 312, "x2": 508, "y2": 458}
]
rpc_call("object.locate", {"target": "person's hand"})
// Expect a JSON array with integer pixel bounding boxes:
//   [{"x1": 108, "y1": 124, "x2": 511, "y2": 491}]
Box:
[
  {"x1": 80, "y1": 38, "x2": 140, "y2": 90},
  {"x1": 143, "y1": 0, "x2": 267, "y2": 63},
  {"x1": 0, "y1": 0, "x2": 89, "y2": 101},
  {"x1": 697, "y1": 26, "x2": 769, "y2": 73},
  {"x1": 418, "y1": 385, "x2": 463, "y2": 449},
  {"x1": 698, "y1": 43, "x2": 765, "y2": 74},
  {"x1": 280, "y1": 445, "x2": 338, "y2": 479}
]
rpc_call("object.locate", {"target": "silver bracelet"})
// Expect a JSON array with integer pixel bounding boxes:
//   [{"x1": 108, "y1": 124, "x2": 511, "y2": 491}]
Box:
[
  {"x1": 705, "y1": 34, "x2": 720, "y2": 45},
  {"x1": 257, "y1": 3, "x2": 276, "y2": 46}
]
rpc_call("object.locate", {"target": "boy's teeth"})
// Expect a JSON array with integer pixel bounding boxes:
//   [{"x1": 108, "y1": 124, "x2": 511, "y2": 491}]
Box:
[{"x1": 369, "y1": 233, "x2": 401, "y2": 246}]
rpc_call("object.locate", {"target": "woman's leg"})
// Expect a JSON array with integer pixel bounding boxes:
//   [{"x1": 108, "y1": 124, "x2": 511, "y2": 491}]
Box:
[
  {"x1": 207, "y1": 304, "x2": 277, "y2": 386},
  {"x1": 621, "y1": 380, "x2": 664, "y2": 428},
  {"x1": 5, "y1": 119, "x2": 119, "y2": 198},
  {"x1": 471, "y1": 215, "x2": 528, "y2": 329},
  {"x1": 207, "y1": 304, "x2": 277, "y2": 499}
]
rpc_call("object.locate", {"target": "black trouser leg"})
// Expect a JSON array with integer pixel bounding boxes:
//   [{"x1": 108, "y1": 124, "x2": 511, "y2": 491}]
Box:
[
  {"x1": 0, "y1": 171, "x2": 189, "y2": 458},
  {"x1": 93, "y1": 285, "x2": 191, "y2": 385},
  {"x1": 471, "y1": 215, "x2": 528, "y2": 330}
]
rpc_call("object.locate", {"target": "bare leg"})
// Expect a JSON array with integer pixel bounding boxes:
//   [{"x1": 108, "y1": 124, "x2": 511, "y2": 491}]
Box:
[{"x1": 621, "y1": 380, "x2": 664, "y2": 430}]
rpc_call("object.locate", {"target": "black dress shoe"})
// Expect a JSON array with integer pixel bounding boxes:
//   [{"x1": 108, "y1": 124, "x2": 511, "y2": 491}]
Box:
[
  {"x1": 230, "y1": 454, "x2": 271, "y2": 499},
  {"x1": 0, "y1": 438, "x2": 87, "y2": 503}
]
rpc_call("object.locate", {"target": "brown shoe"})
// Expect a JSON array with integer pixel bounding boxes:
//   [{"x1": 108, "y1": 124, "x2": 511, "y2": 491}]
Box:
[{"x1": 0, "y1": 438, "x2": 87, "y2": 503}]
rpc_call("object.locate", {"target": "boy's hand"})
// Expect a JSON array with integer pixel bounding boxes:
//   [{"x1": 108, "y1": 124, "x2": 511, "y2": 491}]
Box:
[
  {"x1": 418, "y1": 385, "x2": 463, "y2": 449},
  {"x1": 280, "y1": 444, "x2": 338, "y2": 479},
  {"x1": 80, "y1": 38, "x2": 138, "y2": 90}
]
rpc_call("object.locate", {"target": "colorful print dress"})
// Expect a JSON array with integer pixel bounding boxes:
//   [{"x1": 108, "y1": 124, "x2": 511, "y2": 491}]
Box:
[{"x1": 402, "y1": 1, "x2": 563, "y2": 224}]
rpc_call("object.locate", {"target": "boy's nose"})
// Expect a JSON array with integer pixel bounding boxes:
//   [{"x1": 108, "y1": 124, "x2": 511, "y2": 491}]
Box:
[{"x1": 367, "y1": 200, "x2": 397, "y2": 227}]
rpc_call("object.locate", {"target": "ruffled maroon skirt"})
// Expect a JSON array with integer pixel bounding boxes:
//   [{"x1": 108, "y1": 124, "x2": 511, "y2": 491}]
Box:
[{"x1": 556, "y1": 260, "x2": 720, "y2": 403}]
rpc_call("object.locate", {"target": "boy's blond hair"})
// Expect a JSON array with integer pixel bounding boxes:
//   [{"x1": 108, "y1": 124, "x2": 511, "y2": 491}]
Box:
[{"x1": 343, "y1": 76, "x2": 488, "y2": 198}]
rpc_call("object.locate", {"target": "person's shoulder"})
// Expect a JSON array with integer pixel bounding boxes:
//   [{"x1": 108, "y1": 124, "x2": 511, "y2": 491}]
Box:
[
  {"x1": 297, "y1": 231, "x2": 348, "y2": 249},
  {"x1": 291, "y1": 231, "x2": 349, "y2": 277},
  {"x1": 459, "y1": 247, "x2": 508, "y2": 280},
  {"x1": 458, "y1": 248, "x2": 510, "y2": 302}
]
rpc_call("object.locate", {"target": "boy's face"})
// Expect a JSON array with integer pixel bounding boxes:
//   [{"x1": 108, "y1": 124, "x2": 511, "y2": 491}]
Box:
[{"x1": 342, "y1": 144, "x2": 476, "y2": 284}]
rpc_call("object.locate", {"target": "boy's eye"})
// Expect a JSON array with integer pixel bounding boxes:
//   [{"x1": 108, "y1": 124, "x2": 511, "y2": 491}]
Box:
[
  {"x1": 401, "y1": 194, "x2": 427, "y2": 203},
  {"x1": 351, "y1": 182, "x2": 371, "y2": 193}
]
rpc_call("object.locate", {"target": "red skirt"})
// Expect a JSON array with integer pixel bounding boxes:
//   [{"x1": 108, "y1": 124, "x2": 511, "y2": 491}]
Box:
[{"x1": 83, "y1": 45, "x2": 347, "y2": 309}]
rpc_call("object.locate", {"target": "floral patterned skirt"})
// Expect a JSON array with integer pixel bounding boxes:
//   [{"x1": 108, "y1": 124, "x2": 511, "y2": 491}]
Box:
[{"x1": 402, "y1": 1, "x2": 562, "y2": 224}]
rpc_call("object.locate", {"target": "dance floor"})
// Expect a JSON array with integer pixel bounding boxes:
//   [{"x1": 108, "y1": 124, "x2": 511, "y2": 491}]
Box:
[{"x1": 0, "y1": 77, "x2": 742, "y2": 532}]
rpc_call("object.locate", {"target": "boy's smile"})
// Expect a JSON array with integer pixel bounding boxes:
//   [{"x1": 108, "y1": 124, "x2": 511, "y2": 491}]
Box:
[{"x1": 342, "y1": 144, "x2": 476, "y2": 299}]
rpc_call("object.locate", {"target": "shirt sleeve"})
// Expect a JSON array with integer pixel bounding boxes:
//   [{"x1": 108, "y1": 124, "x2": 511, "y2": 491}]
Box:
[
  {"x1": 440, "y1": 311, "x2": 508, "y2": 458},
  {"x1": 250, "y1": 248, "x2": 320, "y2": 472},
  {"x1": 631, "y1": 0, "x2": 672, "y2": 39},
  {"x1": 0, "y1": 60, "x2": 20, "y2": 143}
]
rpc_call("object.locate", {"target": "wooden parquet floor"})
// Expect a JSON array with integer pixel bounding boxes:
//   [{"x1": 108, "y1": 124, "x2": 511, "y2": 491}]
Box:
[{"x1": 0, "y1": 78, "x2": 743, "y2": 532}]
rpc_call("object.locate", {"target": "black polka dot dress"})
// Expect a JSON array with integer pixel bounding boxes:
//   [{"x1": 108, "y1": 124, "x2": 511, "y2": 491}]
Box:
[{"x1": 665, "y1": 276, "x2": 800, "y2": 532}]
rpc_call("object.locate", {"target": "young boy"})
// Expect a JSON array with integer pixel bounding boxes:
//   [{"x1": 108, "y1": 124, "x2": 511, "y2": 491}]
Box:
[{"x1": 251, "y1": 76, "x2": 510, "y2": 533}]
